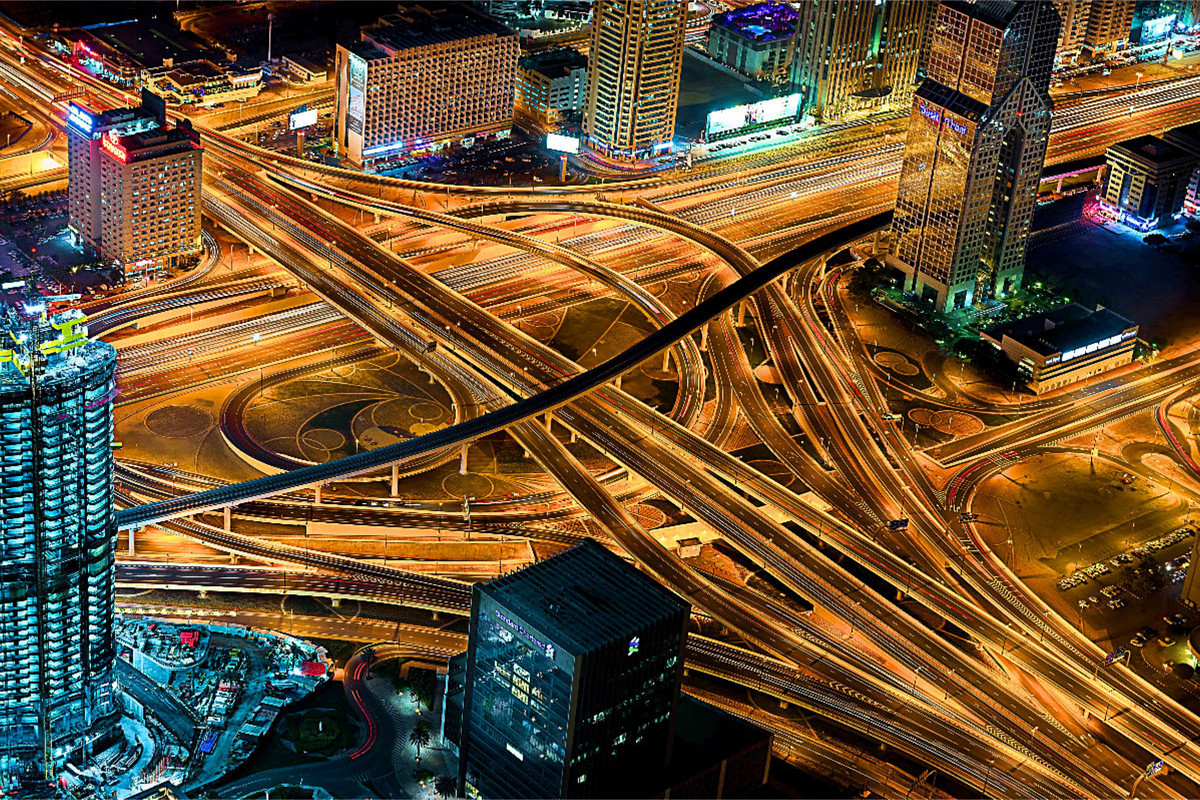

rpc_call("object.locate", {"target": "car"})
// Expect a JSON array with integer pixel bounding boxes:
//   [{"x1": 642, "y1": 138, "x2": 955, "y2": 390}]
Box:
[
  {"x1": 1131, "y1": 633, "x2": 1147, "y2": 647},
  {"x1": 881, "y1": 413, "x2": 901, "y2": 421},
  {"x1": 1107, "y1": 598, "x2": 1126, "y2": 610},
  {"x1": 1088, "y1": 595, "x2": 1100, "y2": 604},
  {"x1": 1079, "y1": 598, "x2": 1092, "y2": 609}
]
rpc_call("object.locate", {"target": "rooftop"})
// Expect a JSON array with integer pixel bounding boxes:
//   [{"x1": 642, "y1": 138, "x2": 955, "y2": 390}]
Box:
[
  {"x1": 1110, "y1": 134, "x2": 1194, "y2": 166},
  {"x1": 712, "y1": 2, "x2": 800, "y2": 42},
  {"x1": 519, "y1": 47, "x2": 587, "y2": 79},
  {"x1": 79, "y1": 18, "x2": 216, "y2": 70},
  {"x1": 914, "y1": 80, "x2": 989, "y2": 124},
  {"x1": 983, "y1": 303, "x2": 1137, "y2": 358},
  {"x1": 356, "y1": 3, "x2": 516, "y2": 55},
  {"x1": 118, "y1": 125, "x2": 198, "y2": 163},
  {"x1": 480, "y1": 539, "x2": 689, "y2": 656}
]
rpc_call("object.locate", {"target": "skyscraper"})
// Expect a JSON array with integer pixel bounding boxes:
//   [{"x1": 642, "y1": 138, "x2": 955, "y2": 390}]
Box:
[
  {"x1": 66, "y1": 94, "x2": 202, "y2": 281},
  {"x1": 458, "y1": 540, "x2": 689, "y2": 799},
  {"x1": 790, "y1": 0, "x2": 932, "y2": 122},
  {"x1": 890, "y1": 0, "x2": 1060, "y2": 312},
  {"x1": 0, "y1": 302, "x2": 119, "y2": 787},
  {"x1": 583, "y1": 0, "x2": 688, "y2": 161},
  {"x1": 1053, "y1": 0, "x2": 1134, "y2": 56}
]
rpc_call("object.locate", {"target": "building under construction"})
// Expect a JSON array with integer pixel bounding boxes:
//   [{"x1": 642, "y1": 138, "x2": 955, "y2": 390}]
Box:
[{"x1": 0, "y1": 299, "x2": 120, "y2": 787}]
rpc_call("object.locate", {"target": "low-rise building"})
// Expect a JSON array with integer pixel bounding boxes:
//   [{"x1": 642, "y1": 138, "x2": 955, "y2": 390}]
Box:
[
  {"x1": 144, "y1": 60, "x2": 263, "y2": 106},
  {"x1": 1102, "y1": 134, "x2": 1198, "y2": 230},
  {"x1": 515, "y1": 48, "x2": 587, "y2": 133},
  {"x1": 282, "y1": 55, "x2": 329, "y2": 83},
  {"x1": 706, "y1": 2, "x2": 799, "y2": 84},
  {"x1": 334, "y1": 3, "x2": 519, "y2": 168},
  {"x1": 982, "y1": 303, "x2": 1138, "y2": 394}
]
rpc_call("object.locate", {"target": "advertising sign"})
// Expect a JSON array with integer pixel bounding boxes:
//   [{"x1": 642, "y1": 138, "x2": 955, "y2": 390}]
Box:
[
  {"x1": 346, "y1": 53, "x2": 366, "y2": 136},
  {"x1": 546, "y1": 133, "x2": 580, "y2": 154},
  {"x1": 705, "y1": 93, "x2": 800, "y2": 138},
  {"x1": 289, "y1": 107, "x2": 318, "y2": 131}
]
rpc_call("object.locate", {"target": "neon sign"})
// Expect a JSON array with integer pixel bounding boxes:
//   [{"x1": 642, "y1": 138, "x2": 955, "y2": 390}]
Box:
[
  {"x1": 918, "y1": 103, "x2": 941, "y2": 125},
  {"x1": 946, "y1": 117, "x2": 967, "y2": 136},
  {"x1": 100, "y1": 134, "x2": 126, "y2": 162},
  {"x1": 67, "y1": 104, "x2": 94, "y2": 134}
]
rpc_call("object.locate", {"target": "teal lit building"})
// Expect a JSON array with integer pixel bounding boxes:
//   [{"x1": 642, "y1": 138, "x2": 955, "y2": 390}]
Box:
[{"x1": 0, "y1": 303, "x2": 119, "y2": 787}]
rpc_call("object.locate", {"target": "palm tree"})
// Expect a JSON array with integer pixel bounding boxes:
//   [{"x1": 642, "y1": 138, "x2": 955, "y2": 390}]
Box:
[
  {"x1": 434, "y1": 775, "x2": 457, "y2": 799},
  {"x1": 409, "y1": 726, "x2": 431, "y2": 761}
]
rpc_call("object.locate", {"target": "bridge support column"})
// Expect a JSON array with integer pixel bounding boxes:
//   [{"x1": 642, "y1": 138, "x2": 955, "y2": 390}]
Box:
[
  {"x1": 614, "y1": 375, "x2": 622, "y2": 391},
  {"x1": 460, "y1": 444, "x2": 469, "y2": 475},
  {"x1": 780, "y1": 700, "x2": 788, "y2": 709},
  {"x1": 128, "y1": 527, "x2": 135, "y2": 556},
  {"x1": 545, "y1": 413, "x2": 552, "y2": 432},
  {"x1": 818, "y1": 254, "x2": 829, "y2": 280},
  {"x1": 314, "y1": 484, "x2": 322, "y2": 505},
  {"x1": 737, "y1": 299, "x2": 747, "y2": 326},
  {"x1": 331, "y1": 597, "x2": 341, "y2": 608},
  {"x1": 663, "y1": 350, "x2": 671, "y2": 372},
  {"x1": 569, "y1": 430, "x2": 577, "y2": 443},
  {"x1": 1056, "y1": 176, "x2": 1064, "y2": 193},
  {"x1": 391, "y1": 464, "x2": 400, "y2": 496},
  {"x1": 199, "y1": 590, "x2": 208, "y2": 599},
  {"x1": 700, "y1": 324, "x2": 708, "y2": 351},
  {"x1": 432, "y1": 611, "x2": 439, "y2": 621},
  {"x1": 223, "y1": 506, "x2": 231, "y2": 532},
  {"x1": 373, "y1": 211, "x2": 380, "y2": 224},
  {"x1": 873, "y1": 230, "x2": 885, "y2": 255}
]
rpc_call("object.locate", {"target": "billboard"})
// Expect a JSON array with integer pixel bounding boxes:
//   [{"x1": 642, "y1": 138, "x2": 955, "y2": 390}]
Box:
[
  {"x1": 289, "y1": 107, "x2": 318, "y2": 130},
  {"x1": 346, "y1": 53, "x2": 366, "y2": 136},
  {"x1": 706, "y1": 93, "x2": 800, "y2": 138},
  {"x1": 546, "y1": 133, "x2": 580, "y2": 154}
]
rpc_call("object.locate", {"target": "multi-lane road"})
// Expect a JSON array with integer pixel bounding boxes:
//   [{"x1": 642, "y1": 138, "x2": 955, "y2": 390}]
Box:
[{"x1": 8, "y1": 23, "x2": 1200, "y2": 798}]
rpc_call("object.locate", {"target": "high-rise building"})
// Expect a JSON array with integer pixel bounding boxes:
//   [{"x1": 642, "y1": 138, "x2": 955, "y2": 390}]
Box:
[
  {"x1": 1053, "y1": 0, "x2": 1132, "y2": 56},
  {"x1": 458, "y1": 540, "x2": 690, "y2": 799},
  {"x1": 889, "y1": 0, "x2": 1060, "y2": 313},
  {"x1": 583, "y1": 0, "x2": 688, "y2": 161},
  {"x1": 0, "y1": 302, "x2": 119, "y2": 787},
  {"x1": 706, "y1": 3, "x2": 800, "y2": 85},
  {"x1": 333, "y1": 4, "x2": 519, "y2": 168},
  {"x1": 790, "y1": 0, "x2": 932, "y2": 122},
  {"x1": 515, "y1": 48, "x2": 588, "y2": 133},
  {"x1": 66, "y1": 95, "x2": 202, "y2": 280}
]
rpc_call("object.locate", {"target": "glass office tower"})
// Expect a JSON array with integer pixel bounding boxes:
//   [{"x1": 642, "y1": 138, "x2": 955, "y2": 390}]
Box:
[
  {"x1": 0, "y1": 303, "x2": 119, "y2": 787},
  {"x1": 459, "y1": 540, "x2": 690, "y2": 799},
  {"x1": 890, "y1": 0, "x2": 1060, "y2": 313}
]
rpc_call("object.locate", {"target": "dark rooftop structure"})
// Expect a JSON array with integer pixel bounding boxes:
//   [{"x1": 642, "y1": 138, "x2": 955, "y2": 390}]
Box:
[
  {"x1": 481, "y1": 539, "x2": 688, "y2": 656},
  {"x1": 983, "y1": 303, "x2": 1137, "y2": 358},
  {"x1": 1110, "y1": 134, "x2": 1193, "y2": 166},
  {"x1": 519, "y1": 47, "x2": 587, "y2": 79},
  {"x1": 355, "y1": 3, "x2": 516, "y2": 58},
  {"x1": 660, "y1": 696, "x2": 773, "y2": 799},
  {"x1": 80, "y1": 18, "x2": 216, "y2": 69},
  {"x1": 712, "y1": 2, "x2": 800, "y2": 42},
  {"x1": 915, "y1": 80, "x2": 989, "y2": 123}
]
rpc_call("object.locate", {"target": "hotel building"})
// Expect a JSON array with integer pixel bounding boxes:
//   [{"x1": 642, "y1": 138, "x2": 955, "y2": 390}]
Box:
[
  {"x1": 334, "y1": 4, "x2": 519, "y2": 168},
  {"x1": 67, "y1": 96, "x2": 203, "y2": 279}
]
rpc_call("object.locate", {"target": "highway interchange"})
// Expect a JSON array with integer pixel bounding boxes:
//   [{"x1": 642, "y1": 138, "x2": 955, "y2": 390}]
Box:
[{"x1": 4, "y1": 21, "x2": 1200, "y2": 799}]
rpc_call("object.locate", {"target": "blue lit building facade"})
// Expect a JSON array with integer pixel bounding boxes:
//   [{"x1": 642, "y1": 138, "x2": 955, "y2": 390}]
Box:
[
  {"x1": 706, "y1": 3, "x2": 800, "y2": 84},
  {"x1": 459, "y1": 540, "x2": 689, "y2": 799},
  {"x1": 0, "y1": 305, "x2": 119, "y2": 787}
]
